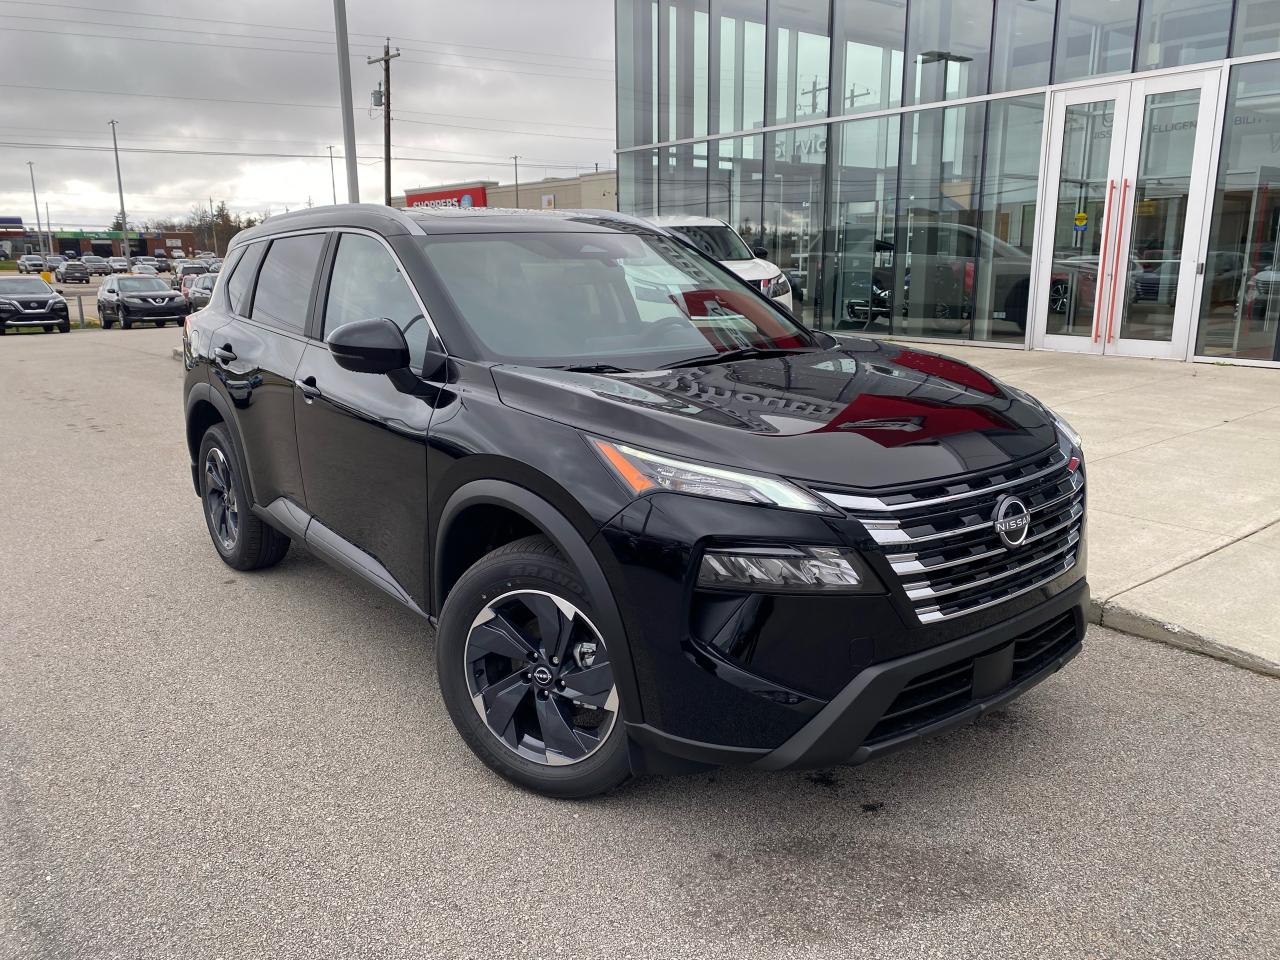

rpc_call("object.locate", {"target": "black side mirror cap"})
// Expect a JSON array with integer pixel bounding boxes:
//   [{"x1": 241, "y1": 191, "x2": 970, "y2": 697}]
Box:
[
  {"x1": 752, "y1": 246, "x2": 770, "y2": 260},
  {"x1": 327, "y1": 317, "x2": 410, "y2": 375}
]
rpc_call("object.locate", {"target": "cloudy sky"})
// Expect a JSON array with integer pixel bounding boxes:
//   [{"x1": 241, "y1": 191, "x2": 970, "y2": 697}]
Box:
[{"x1": 0, "y1": 0, "x2": 616, "y2": 230}]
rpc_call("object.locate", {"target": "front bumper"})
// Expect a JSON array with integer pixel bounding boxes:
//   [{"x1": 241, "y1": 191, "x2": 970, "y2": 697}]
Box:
[{"x1": 628, "y1": 578, "x2": 1087, "y2": 770}]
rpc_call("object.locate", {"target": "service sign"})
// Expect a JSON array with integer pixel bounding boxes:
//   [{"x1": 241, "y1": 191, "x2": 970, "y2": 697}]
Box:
[{"x1": 405, "y1": 186, "x2": 488, "y2": 209}]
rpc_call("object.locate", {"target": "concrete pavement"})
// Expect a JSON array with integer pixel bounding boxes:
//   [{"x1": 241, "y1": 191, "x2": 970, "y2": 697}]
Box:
[
  {"x1": 2, "y1": 327, "x2": 1278, "y2": 959},
  {"x1": 917, "y1": 342, "x2": 1280, "y2": 676}
]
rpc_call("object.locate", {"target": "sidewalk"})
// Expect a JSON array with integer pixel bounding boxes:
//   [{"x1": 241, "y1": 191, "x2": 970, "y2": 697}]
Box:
[{"x1": 922, "y1": 342, "x2": 1280, "y2": 677}]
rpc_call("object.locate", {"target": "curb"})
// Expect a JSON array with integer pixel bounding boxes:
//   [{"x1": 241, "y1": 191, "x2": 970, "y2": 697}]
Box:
[{"x1": 1090, "y1": 598, "x2": 1280, "y2": 680}]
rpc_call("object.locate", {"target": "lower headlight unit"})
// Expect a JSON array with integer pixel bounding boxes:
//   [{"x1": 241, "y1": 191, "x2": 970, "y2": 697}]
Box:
[{"x1": 698, "y1": 545, "x2": 878, "y2": 594}]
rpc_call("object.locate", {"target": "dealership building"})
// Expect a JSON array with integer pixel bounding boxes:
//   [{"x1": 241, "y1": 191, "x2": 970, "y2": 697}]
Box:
[
  {"x1": 614, "y1": 0, "x2": 1280, "y2": 366},
  {"x1": 1, "y1": 218, "x2": 196, "y2": 259}
]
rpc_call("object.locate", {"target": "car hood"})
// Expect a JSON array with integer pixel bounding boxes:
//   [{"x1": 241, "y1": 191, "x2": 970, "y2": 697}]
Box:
[
  {"x1": 123, "y1": 289, "x2": 182, "y2": 298},
  {"x1": 490, "y1": 338, "x2": 1059, "y2": 490},
  {"x1": 722, "y1": 257, "x2": 781, "y2": 283}
]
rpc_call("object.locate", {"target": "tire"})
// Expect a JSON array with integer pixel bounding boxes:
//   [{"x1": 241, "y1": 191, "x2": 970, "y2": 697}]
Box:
[
  {"x1": 197, "y1": 423, "x2": 290, "y2": 571},
  {"x1": 155, "y1": 320, "x2": 166, "y2": 328},
  {"x1": 101, "y1": 317, "x2": 112, "y2": 330},
  {"x1": 121, "y1": 315, "x2": 132, "y2": 330},
  {"x1": 437, "y1": 534, "x2": 630, "y2": 799},
  {"x1": 59, "y1": 322, "x2": 71, "y2": 333}
]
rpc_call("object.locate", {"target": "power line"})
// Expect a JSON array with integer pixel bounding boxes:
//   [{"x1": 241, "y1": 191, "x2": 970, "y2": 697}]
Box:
[
  {"x1": 0, "y1": 82, "x2": 614, "y2": 142},
  {"x1": 2, "y1": 24, "x2": 613, "y2": 82},
  {"x1": 1, "y1": 125, "x2": 600, "y2": 166},
  {"x1": 11, "y1": 0, "x2": 613, "y2": 65},
  {"x1": 0, "y1": 139, "x2": 611, "y2": 169}
]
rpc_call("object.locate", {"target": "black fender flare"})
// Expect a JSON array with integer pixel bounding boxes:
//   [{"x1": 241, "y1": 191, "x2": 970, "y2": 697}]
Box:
[
  {"x1": 184, "y1": 382, "x2": 258, "y2": 504},
  {"x1": 434, "y1": 479, "x2": 643, "y2": 723}
]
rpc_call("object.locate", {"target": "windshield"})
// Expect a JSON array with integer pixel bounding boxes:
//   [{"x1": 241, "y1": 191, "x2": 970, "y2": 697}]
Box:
[
  {"x1": 666, "y1": 224, "x2": 754, "y2": 261},
  {"x1": 418, "y1": 230, "x2": 813, "y2": 368},
  {"x1": 84, "y1": 256, "x2": 104, "y2": 262},
  {"x1": 119, "y1": 277, "x2": 170, "y2": 293},
  {"x1": 0, "y1": 278, "x2": 54, "y2": 296}
]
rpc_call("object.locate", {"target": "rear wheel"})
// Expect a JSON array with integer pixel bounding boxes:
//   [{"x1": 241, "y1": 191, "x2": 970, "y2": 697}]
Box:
[
  {"x1": 198, "y1": 423, "x2": 290, "y2": 571},
  {"x1": 437, "y1": 535, "x2": 630, "y2": 799}
]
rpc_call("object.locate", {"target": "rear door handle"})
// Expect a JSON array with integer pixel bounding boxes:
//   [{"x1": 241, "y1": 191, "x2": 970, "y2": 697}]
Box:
[
  {"x1": 213, "y1": 345, "x2": 237, "y2": 363},
  {"x1": 295, "y1": 375, "x2": 322, "y2": 401}
]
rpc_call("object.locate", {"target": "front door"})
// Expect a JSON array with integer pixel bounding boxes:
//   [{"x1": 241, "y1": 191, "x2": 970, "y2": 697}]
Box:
[{"x1": 1031, "y1": 70, "x2": 1221, "y2": 358}]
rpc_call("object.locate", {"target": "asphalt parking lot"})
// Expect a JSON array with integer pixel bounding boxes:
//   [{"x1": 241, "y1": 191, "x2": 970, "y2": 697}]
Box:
[{"x1": 3, "y1": 327, "x2": 1279, "y2": 960}]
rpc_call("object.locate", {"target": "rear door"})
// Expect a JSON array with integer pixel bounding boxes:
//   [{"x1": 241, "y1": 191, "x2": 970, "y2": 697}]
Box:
[
  {"x1": 209, "y1": 232, "x2": 326, "y2": 509},
  {"x1": 293, "y1": 230, "x2": 435, "y2": 607}
]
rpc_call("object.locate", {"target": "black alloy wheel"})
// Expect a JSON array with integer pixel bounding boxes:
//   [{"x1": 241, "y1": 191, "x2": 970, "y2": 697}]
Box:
[
  {"x1": 203, "y1": 446, "x2": 239, "y2": 553},
  {"x1": 466, "y1": 589, "x2": 619, "y2": 767}
]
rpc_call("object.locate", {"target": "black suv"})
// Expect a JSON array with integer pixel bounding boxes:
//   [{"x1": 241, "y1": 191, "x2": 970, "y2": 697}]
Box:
[
  {"x1": 182, "y1": 206, "x2": 1088, "y2": 798},
  {"x1": 0, "y1": 276, "x2": 71, "y2": 333},
  {"x1": 98, "y1": 274, "x2": 189, "y2": 328}
]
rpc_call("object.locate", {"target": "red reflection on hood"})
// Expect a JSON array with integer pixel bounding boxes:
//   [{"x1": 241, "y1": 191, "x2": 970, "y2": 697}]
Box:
[
  {"x1": 892, "y1": 349, "x2": 999, "y2": 395},
  {"x1": 679, "y1": 289, "x2": 807, "y2": 350},
  {"x1": 813, "y1": 394, "x2": 1015, "y2": 447}
]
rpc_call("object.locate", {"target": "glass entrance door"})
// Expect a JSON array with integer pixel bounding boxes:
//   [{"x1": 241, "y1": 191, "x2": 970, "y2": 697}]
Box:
[{"x1": 1031, "y1": 70, "x2": 1222, "y2": 358}]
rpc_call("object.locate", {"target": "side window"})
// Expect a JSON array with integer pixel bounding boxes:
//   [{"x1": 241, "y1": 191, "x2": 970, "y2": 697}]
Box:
[
  {"x1": 323, "y1": 233, "x2": 428, "y2": 368},
  {"x1": 250, "y1": 234, "x2": 325, "y2": 333},
  {"x1": 224, "y1": 242, "x2": 264, "y2": 316}
]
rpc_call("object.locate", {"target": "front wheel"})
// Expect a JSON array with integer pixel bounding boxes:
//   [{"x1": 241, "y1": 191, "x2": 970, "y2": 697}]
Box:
[
  {"x1": 198, "y1": 424, "x2": 290, "y2": 571},
  {"x1": 437, "y1": 535, "x2": 630, "y2": 799}
]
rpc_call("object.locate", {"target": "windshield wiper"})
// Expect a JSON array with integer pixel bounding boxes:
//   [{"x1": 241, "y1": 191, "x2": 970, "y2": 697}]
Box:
[
  {"x1": 557, "y1": 363, "x2": 637, "y2": 374},
  {"x1": 666, "y1": 346, "x2": 816, "y2": 370}
]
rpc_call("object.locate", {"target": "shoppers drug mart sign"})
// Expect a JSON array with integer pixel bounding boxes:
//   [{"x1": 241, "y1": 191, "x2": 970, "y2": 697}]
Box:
[{"x1": 405, "y1": 186, "x2": 488, "y2": 209}]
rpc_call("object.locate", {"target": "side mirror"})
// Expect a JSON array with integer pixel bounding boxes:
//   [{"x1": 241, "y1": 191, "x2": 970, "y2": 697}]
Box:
[
  {"x1": 327, "y1": 317, "x2": 410, "y2": 375},
  {"x1": 752, "y1": 245, "x2": 770, "y2": 260}
]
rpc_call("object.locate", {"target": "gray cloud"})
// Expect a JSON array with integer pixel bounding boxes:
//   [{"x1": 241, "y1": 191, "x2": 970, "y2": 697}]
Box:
[{"x1": 0, "y1": 0, "x2": 616, "y2": 228}]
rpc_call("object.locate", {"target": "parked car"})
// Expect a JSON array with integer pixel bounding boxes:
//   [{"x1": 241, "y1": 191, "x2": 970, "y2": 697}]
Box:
[
  {"x1": 0, "y1": 276, "x2": 71, "y2": 333},
  {"x1": 170, "y1": 261, "x2": 208, "y2": 290},
  {"x1": 81, "y1": 255, "x2": 112, "y2": 276},
  {"x1": 131, "y1": 256, "x2": 160, "y2": 271},
  {"x1": 56, "y1": 259, "x2": 90, "y2": 284},
  {"x1": 646, "y1": 215, "x2": 793, "y2": 311},
  {"x1": 44, "y1": 256, "x2": 67, "y2": 274},
  {"x1": 98, "y1": 274, "x2": 190, "y2": 329},
  {"x1": 16, "y1": 254, "x2": 46, "y2": 274},
  {"x1": 186, "y1": 272, "x2": 217, "y2": 310},
  {"x1": 178, "y1": 272, "x2": 205, "y2": 302},
  {"x1": 132, "y1": 263, "x2": 159, "y2": 276},
  {"x1": 182, "y1": 205, "x2": 1088, "y2": 798},
  {"x1": 107, "y1": 257, "x2": 130, "y2": 273}
]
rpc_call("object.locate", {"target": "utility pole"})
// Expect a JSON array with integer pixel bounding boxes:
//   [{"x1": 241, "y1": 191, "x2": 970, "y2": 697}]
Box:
[
  {"x1": 512, "y1": 155, "x2": 521, "y2": 208},
  {"x1": 108, "y1": 120, "x2": 131, "y2": 260},
  {"x1": 328, "y1": 145, "x2": 337, "y2": 204},
  {"x1": 332, "y1": 0, "x2": 360, "y2": 202},
  {"x1": 368, "y1": 37, "x2": 400, "y2": 206},
  {"x1": 209, "y1": 196, "x2": 217, "y2": 255},
  {"x1": 27, "y1": 162, "x2": 44, "y2": 256},
  {"x1": 45, "y1": 202, "x2": 53, "y2": 256}
]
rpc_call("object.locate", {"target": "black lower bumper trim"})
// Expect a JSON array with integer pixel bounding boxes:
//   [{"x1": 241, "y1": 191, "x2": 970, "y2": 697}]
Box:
[{"x1": 754, "y1": 579, "x2": 1088, "y2": 771}]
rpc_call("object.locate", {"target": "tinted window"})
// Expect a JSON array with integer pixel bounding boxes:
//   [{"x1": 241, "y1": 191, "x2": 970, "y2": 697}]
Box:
[
  {"x1": 251, "y1": 234, "x2": 325, "y2": 333},
  {"x1": 118, "y1": 278, "x2": 170, "y2": 293},
  {"x1": 225, "y1": 241, "x2": 266, "y2": 316},
  {"x1": 324, "y1": 233, "x2": 429, "y2": 367},
  {"x1": 667, "y1": 224, "x2": 753, "y2": 260}
]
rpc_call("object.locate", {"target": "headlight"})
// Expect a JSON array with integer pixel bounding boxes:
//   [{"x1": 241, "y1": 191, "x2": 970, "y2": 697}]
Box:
[
  {"x1": 698, "y1": 545, "x2": 879, "y2": 593},
  {"x1": 0, "y1": 298, "x2": 17, "y2": 309},
  {"x1": 589, "y1": 438, "x2": 830, "y2": 512},
  {"x1": 1002, "y1": 383, "x2": 1083, "y2": 452},
  {"x1": 759, "y1": 274, "x2": 790, "y2": 298}
]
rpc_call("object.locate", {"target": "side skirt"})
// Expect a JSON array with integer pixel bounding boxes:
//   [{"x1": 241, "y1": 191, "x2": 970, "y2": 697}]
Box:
[{"x1": 253, "y1": 496, "x2": 432, "y2": 622}]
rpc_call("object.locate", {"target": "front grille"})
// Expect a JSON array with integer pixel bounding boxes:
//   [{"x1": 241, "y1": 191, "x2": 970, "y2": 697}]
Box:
[
  {"x1": 819, "y1": 449, "x2": 1085, "y2": 623},
  {"x1": 864, "y1": 610, "x2": 1078, "y2": 744}
]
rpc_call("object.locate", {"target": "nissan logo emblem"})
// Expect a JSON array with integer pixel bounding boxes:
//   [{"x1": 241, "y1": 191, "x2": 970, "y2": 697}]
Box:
[
  {"x1": 993, "y1": 494, "x2": 1031, "y2": 548},
  {"x1": 532, "y1": 665, "x2": 554, "y2": 686}
]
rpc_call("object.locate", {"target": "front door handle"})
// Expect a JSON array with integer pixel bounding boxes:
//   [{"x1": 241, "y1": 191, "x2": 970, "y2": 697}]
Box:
[
  {"x1": 295, "y1": 375, "x2": 322, "y2": 401},
  {"x1": 213, "y1": 344, "x2": 237, "y2": 363}
]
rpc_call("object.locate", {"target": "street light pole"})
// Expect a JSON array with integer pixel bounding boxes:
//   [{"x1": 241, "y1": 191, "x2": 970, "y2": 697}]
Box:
[
  {"x1": 27, "y1": 161, "x2": 45, "y2": 257},
  {"x1": 108, "y1": 120, "x2": 131, "y2": 260},
  {"x1": 45, "y1": 202, "x2": 53, "y2": 257},
  {"x1": 332, "y1": 0, "x2": 360, "y2": 202},
  {"x1": 512, "y1": 155, "x2": 521, "y2": 208}
]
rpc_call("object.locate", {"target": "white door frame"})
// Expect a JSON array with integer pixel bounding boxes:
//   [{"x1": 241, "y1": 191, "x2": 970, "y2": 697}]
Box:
[{"x1": 1028, "y1": 68, "x2": 1224, "y2": 358}]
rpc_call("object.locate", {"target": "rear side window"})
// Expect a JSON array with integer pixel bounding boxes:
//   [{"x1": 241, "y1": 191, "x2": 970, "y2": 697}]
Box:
[
  {"x1": 225, "y1": 241, "x2": 265, "y2": 316},
  {"x1": 251, "y1": 234, "x2": 326, "y2": 333}
]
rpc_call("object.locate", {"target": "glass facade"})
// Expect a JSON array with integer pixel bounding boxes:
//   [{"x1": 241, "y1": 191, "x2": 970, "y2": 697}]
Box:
[{"x1": 616, "y1": 0, "x2": 1280, "y2": 363}]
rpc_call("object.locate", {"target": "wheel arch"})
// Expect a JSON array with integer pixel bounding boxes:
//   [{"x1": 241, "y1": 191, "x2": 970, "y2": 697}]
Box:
[
  {"x1": 185, "y1": 382, "x2": 256, "y2": 503},
  {"x1": 433, "y1": 478, "x2": 643, "y2": 723}
]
